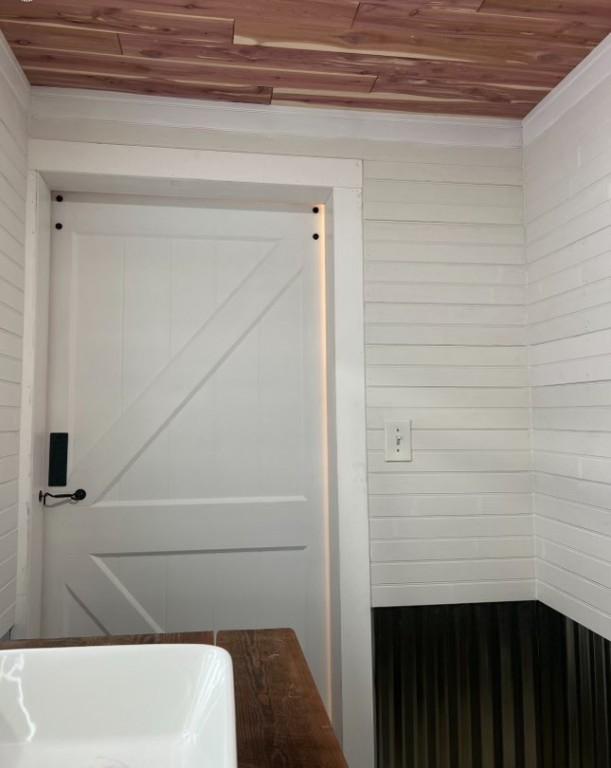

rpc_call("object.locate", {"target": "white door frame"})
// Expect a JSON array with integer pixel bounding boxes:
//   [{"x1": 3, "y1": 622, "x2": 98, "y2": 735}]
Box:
[{"x1": 16, "y1": 139, "x2": 374, "y2": 768}]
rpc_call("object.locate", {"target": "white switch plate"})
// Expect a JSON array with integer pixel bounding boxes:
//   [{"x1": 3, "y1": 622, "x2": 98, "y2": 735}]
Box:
[{"x1": 384, "y1": 420, "x2": 412, "y2": 462}]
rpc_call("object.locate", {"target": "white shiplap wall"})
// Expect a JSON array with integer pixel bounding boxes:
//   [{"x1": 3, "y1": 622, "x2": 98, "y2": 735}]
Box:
[
  {"x1": 28, "y1": 88, "x2": 533, "y2": 608},
  {"x1": 0, "y1": 38, "x2": 29, "y2": 637},
  {"x1": 363, "y1": 151, "x2": 533, "y2": 606},
  {"x1": 524, "y1": 43, "x2": 611, "y2": 641}
]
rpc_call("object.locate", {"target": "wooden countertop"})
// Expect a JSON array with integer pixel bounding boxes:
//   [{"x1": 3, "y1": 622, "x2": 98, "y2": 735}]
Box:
[{"x1": 0, "y1": 628, "x2": 348, "y2": 768}]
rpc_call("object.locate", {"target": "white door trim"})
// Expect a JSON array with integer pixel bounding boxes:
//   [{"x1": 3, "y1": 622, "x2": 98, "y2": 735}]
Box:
[
  {"x1": 27, "y1": 139, "x2": 362, "y2": 190},
  {"x1": 16, "y1": 171, "x2": 50, "y2": 643},
  {"x1": 17, "y1": 140, "x2": 374, "y2": 768}
]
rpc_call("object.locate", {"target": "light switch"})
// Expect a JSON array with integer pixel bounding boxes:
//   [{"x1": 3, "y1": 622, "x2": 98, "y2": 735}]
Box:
[{"x1": 384, "y1": 421, "x2": 412, "y2": 462}]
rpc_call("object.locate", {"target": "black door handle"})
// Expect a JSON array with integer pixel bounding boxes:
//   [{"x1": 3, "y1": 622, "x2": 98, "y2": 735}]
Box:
[{"x1": 39, "y1": 488, "x2": 87, "y2": 506}]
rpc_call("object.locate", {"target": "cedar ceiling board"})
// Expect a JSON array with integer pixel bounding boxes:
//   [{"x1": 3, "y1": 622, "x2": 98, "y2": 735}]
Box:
[
  {"x1": 119, "y1": 35, "x2": 565, "y2": 88},
  {"x1": 0, "y1": 3, "x2": 235, "y2": 41},
  {"x1": 14, "y1": 48, "x2": 377, "y2": 93},
  {"x1": 369, "y1": 76, "x2": 546, "y2": 104},
  {"x1": 26, "y1": 69, "x2": 273, "y2": 104},
  {"x1": 374, "y1": 64, "x2": 562, "y2": 90},
  {"x1": 481, "y1": 0, "x2": 611, "y2": 21},
  {"x1": 364, "y1": 0, "x2": 486, "y2": 8},
  {"x1": 14, "y1": 47, "x2": 542, "y2": 104},
  {"x1": 354, "y1": 3, "x2": 611, "y2": 47},
  {"x1": 233, "y1": 20, "x2": 592, "y2": 70},
  {"x1": 15, "y1": 51, "x2": 559, "y2": 102},
  {"x1": 0, "y1": 21, "x2": 121, "y2": 54},
  {"x1": 112, "y1": 0, "x2": 360, "y2": 28},
  {"x1": 272, "y1": 92, "x2": 533, "y2": 118},
  {"x1": 0, "y1": 0, "x2": 359, "y2": 30}
]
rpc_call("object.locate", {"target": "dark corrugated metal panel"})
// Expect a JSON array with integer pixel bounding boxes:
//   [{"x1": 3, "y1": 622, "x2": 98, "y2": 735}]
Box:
[
  {"x1": 536, "y1": 603, "x2": 611, "y2": 768},
  {"x1": 374, "y1": 602, "x2": 611, "y2": 768}
]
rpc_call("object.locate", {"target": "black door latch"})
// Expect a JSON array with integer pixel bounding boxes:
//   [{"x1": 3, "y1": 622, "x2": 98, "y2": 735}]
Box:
[{"x1": 39, "y1": 488, "x2": 87, "y2": 506}]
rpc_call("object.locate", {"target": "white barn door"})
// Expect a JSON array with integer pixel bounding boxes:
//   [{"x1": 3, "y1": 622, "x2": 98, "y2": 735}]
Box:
[{"x1": 41, "y1": 197, "x2": 329, "y2": 700}]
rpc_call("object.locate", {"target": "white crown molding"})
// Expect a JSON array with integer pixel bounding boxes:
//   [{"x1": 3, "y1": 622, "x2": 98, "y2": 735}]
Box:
[
  {"x1": 523, "y1": 32, "x2": 611, "y2": 145},
  {"x1": 0, "y1": 32, "x2": 30, "y2": 110},
  {"x1": 31, "y1": 87, "x2": 522, "y2": 148}
]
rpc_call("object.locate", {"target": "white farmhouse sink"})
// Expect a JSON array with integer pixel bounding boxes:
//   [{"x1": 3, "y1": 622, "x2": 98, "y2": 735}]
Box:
[{"x1": 0, "y1": 643, "x2": 236, "y2": 768}]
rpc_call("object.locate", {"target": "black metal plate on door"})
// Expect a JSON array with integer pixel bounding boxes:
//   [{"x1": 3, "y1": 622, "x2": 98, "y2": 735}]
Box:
[{"x1": 48, "y1": 432, "x2": 68, "y2": 487}]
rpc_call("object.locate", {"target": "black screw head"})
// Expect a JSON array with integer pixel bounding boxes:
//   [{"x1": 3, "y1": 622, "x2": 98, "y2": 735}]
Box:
[
  {"x1": 55, "y1": 194, "x2": 63, "y2": 202},
  {"x1": 55, "y1": 223, "x2": 63, "y2": 230},
  {"x1": 312, "y1": 206, "x2": 320, "y2": 213},
  {"x1": 313, "y1": 233, "x2": 320, "y2": 240}
]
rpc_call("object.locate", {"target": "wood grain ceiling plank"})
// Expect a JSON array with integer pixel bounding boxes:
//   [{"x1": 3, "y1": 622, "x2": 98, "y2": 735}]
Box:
[
  {"x1": 370, "y1": 75, "x2": 547, "y2": 104},
  {"x1": 81, "y1": 0, "x2": 360, "y2": 29},
  {"x1": 361, "y1": 0, "x2": 486, "y2": 9},
  {"x1": 0, "y1": 20, "x2": 121, "y2": 54},
  {"x1": 120, "y1": 34, "x2": 565, "y2": 87},
  {"x1": 24, "y1": 69, "x2": 272, "y2": 104},
  {"x1": 373, "y1": 61, "x2": 562, "y2": 88},
  {"x1": 480, "y1": 0, "x2": 611, "y2": 22},
  {"x1": 272, "y1": 89, "x2": 534, "y2": 118},
  {"x1": 0, "y1": 2, "x2": 234, "y2": 42},
  {"x1": 120, "y1": 33, "x2": 381, "y2": 75},
  {"x1": 354, "y1": 2, "x2": 611, "y2": 47},
  {"x1": 12, "y1": 48, "x2": 376, "y2": 93},
  {"x1": 233, "y1": 19, "x2": 591, "y2": 70}
]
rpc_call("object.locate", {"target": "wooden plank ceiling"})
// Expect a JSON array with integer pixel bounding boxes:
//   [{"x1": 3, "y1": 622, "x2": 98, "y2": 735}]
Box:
[{"x1": 1, "y1": 0, "x2": 610, "y2": 118}]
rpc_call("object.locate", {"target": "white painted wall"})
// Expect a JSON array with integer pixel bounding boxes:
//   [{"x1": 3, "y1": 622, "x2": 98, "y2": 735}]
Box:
[
  {"x1": 0, "y1": 36, "x2": 29, "y2": 637},
  {"x1": 524, "y1": 36, "x2": 611, "y2": 641},
  {"x1": 27, "y1": 88, "x2": 533, "y2": 609},
  {"x1": 364, "y1": 151, "x2": 533, "y2": 607}
]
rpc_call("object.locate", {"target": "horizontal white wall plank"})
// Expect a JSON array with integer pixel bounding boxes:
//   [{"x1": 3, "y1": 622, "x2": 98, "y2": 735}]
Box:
[
  {"x1": 366, "y1": 221, "x2": 524, "y2": 246},
  {"x1": 369, "y1": 472, "x2": 532, "y2": 495},
  {"x1": 534, "y1": 430, "x2": 611, "y2": 458},
  {"x1": 371, "y1": 539, "x2": 534, "y2": 565},
  {"x1": 368, "y1": 450, "x2": 530, "y2": 473},
  {"x1": 373, "y1": 580, "x2": 536, "y2": 607},
  {"x1": 367, "y1": 365, "x2": 528, "y2": 388},
  {"x1": 534, "y1": 494, "x2": 611, "y2": 537},
  {"x1": 365, "y1": 202, "x2": 522, "y2": 225},
  {"x1": 372, "y1": 559, "x2": 534, "y2": 585},
  {"x1": 366, "y1": 261, "x2": 525, "y2": 285},
  {"x1": 371, "y1": 514, "x2": 533, "y2": 539},
  {"x1": 367, "y1": 408, "x2": 530, "y2": 430},
  {"x1": 529, "y1": 303, "x2": 611, "y2": 346},
  {"x1": 366, "y1": 387, "x2": 529, "y2": 408},
  {"x1": 367, "y1": 345, "x2": 527, "y2": 366},
  {"x1": 366, "y1": 303, "x2": 526, "y2": 325},
  {"x1": 536, "y1": 517, "x2": 611, "y2": 568},
  {"x1": 535, "y1": 473, "x2": 611, "y2": 510},
  {"x1": 369, "y1": 493, "x2": 532, "y2": 517},
  {"x1": 533, "y1": 406, "x2": 611, "y2": 431},
  {"x1": 365, "y1": 282, "x2": 525, "y2": 305},
  {"x1": 538, "y1": 560, "x2": 610, "y2": 616},
  {"x1": 366, "y1": 324, "x2": 526, "y2": 347},
  {"x1": 366, "y1": 241, "x2": 524, "y2": 265},
  {"x1": 364, "y1": 162, "x2": 522, "y2": 185},
  {"x1": 367, "y1": 429, "x2": 529, "y2": 450},
  {"x1": 527, "y1": 227, "x2": 611, "y2": 283},
  {"x1": 0, "y1": 33, "x2": 27, "y2": 638},
  {"x1": 365, "y1": 180, "x2": 522, "y2": 207}
]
